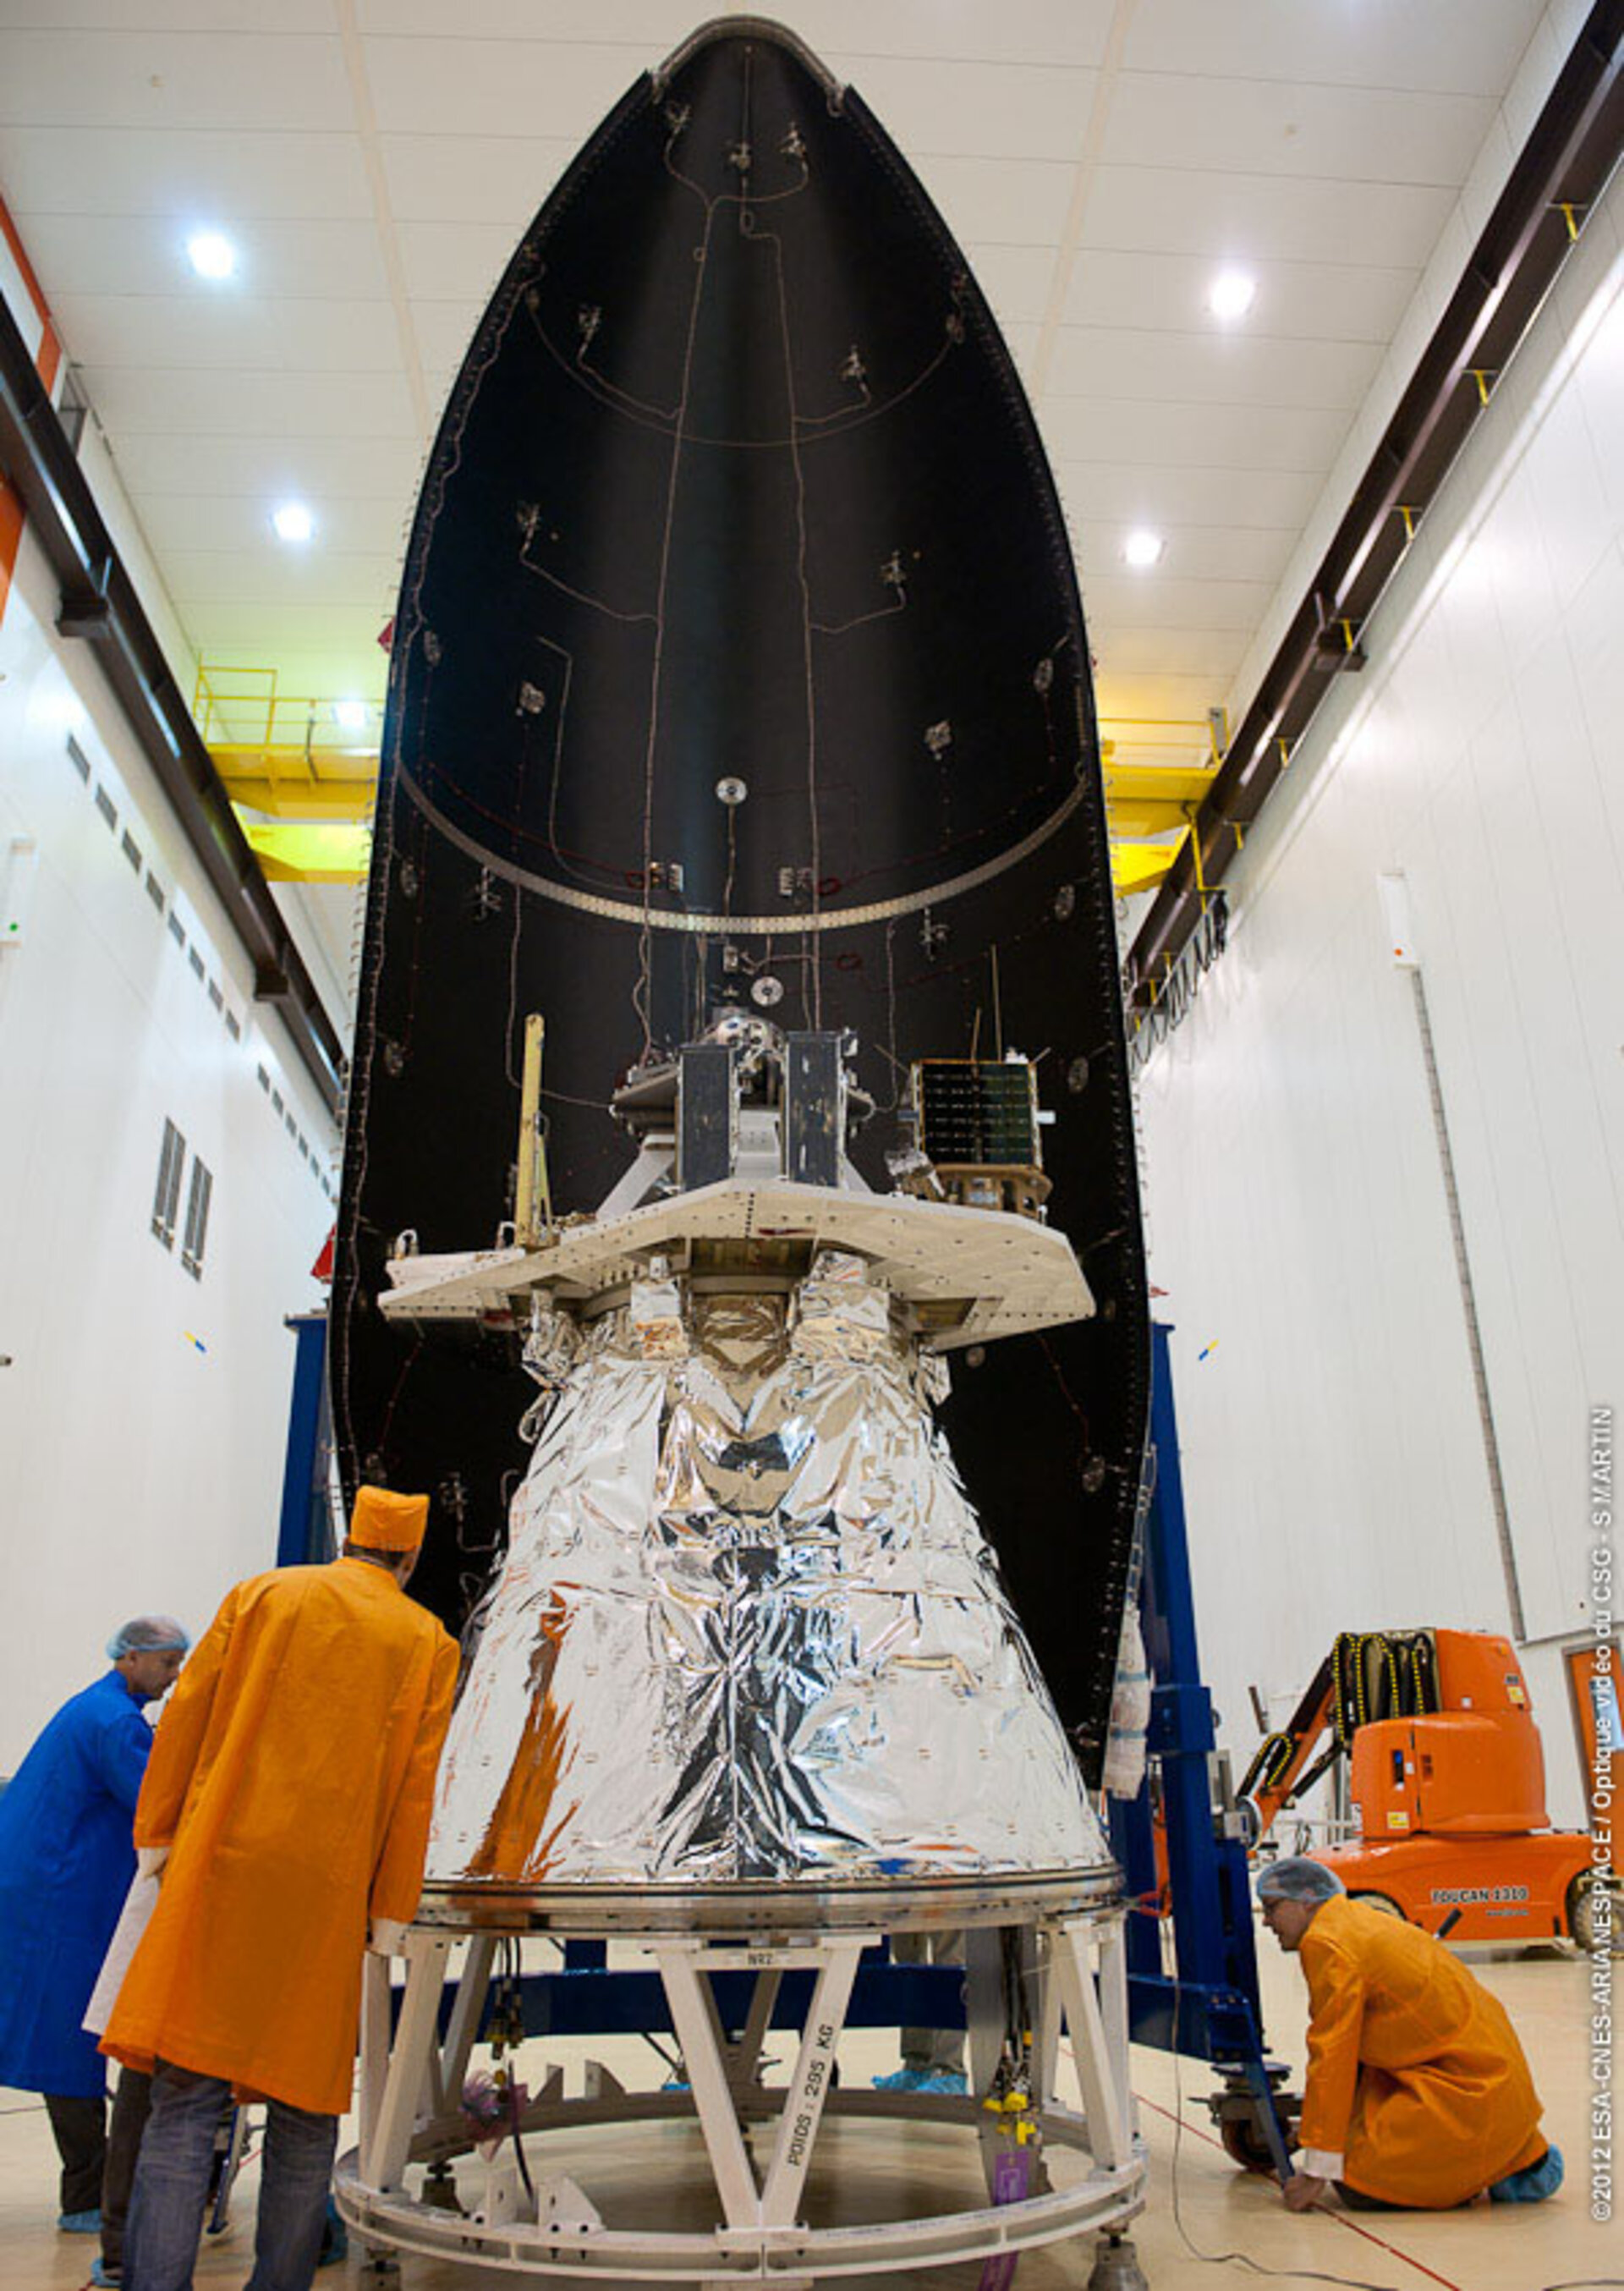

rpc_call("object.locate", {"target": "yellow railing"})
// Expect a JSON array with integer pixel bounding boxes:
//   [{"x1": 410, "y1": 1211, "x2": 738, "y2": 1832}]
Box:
[
  {"x1": 194, "y1": 662, "x2": 381, "y2": 825},
  {"x1": 196, "y1": 666, "x2": 1220, "y2": 895}
]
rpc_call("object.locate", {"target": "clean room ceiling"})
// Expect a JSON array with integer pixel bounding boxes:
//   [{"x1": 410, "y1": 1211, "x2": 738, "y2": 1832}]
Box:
[{"x1": 0, "y1": 0, "x2": 1561, "y2": 994}]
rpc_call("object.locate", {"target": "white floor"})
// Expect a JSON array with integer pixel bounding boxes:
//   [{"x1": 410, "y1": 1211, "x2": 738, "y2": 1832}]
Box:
[{"x1": 0, "y1": 1933, "x2": 1611, "y2": 2291}]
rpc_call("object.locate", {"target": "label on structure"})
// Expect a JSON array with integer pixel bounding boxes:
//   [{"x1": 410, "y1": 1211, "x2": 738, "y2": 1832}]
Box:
[{"x1": 1387, "y1": 1811, "x2": 1410, "y2": 1829}]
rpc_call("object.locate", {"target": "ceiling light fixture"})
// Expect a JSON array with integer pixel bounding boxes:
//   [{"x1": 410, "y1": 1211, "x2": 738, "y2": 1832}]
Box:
[
  {"x1": 187, "y1": 231, "x2": 238, "y2": 282},
  {"x1": 1122, "y1": 529, "x2": 1164, "y2": 570},
  {"x1": 1207, "y1": 269, "x2": 1257, "y2": 321},
  {"x1": 332, "y1": 699, "x2": 368, "y2": 732},
  {"x1": 272, "y1": 502, "x2": 315, "y2": 545}
]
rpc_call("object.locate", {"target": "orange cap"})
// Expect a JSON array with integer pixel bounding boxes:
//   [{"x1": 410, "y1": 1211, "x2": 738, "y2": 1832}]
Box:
[{"x1": 349, "y1": 1485, "x2": 430, "y2": 1553}]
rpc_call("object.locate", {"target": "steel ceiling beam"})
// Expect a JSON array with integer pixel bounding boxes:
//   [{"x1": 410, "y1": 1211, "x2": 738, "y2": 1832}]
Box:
[
  {"x1": 1127, "y1": 0, "x2": 1624, "y2": 1014},
  {"x1": 0, "y1": 291, "x2": 345, "y2": 1116}
]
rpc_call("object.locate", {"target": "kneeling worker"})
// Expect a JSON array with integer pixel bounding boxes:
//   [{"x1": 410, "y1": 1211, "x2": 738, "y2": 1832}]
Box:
[
  {"x1": 1259, "y1": 1857, "x2": 1562, "y2": 2212},
  {"x1": 102, "y1": 1490, "x2": 458, "y2": 2291}
]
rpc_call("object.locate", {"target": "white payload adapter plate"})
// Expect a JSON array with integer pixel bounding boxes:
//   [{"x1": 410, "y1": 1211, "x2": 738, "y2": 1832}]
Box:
[{"x1": 380, "y1": 1179, "x2": 1092, "y2": 1353}]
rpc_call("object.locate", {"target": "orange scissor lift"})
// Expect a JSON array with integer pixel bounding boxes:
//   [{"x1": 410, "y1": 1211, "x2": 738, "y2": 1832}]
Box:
[{"x1": 1238, "y1": 1627, "x2": 1609, "y2": 1948}]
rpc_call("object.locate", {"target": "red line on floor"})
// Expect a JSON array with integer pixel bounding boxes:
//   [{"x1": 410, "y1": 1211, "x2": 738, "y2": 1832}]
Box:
[{"x1": 1132, "y1": 2090, "x2": 1466, "y2": 2291}]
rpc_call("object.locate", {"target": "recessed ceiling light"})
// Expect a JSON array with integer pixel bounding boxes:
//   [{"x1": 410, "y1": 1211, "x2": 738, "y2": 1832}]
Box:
[
  {"x1": 1208, "y1": 269, "x2": 1257, "y2": 321},
  {"x1": 1123, "y1": 529, "x2": 1164, "y2": 570},
  {"x1": 186, "y1": 231, "x2": 237, "y2": 282},
  {"x1": 332, "y1": 698, "x2": 368, "y2": 732},
  {"x1": 272, "y1": 502, "x2": 315, "y2": 545}
]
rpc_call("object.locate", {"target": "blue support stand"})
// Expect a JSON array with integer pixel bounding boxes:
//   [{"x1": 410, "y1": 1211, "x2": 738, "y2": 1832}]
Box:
[
  {"x1": 1107, "y1": 1324, "x2": 1296, "y2": 2178},
  {"x1": 277, "y1": 1311, "x2": 334, "y2": 1568}
]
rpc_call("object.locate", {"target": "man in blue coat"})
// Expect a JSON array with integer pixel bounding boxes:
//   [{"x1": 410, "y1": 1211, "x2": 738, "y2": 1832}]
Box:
[{"x1": 0, "y1": 1618, "x2": 189, "y2": 2235}]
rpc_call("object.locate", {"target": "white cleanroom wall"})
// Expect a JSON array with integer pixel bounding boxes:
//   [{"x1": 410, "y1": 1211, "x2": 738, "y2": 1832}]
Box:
[
  {"x1": 0, "y1": 518, "x2": 339, "y2": 1775},
  {"x1": 1136, "y1": 155, "x2": 1624, "y2": 1832}
]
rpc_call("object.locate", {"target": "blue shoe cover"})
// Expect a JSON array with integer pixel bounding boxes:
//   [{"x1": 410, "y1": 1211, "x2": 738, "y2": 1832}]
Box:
[
  {"x1": 89, "y1": 2261, "x2": 120, "y2": 2287},
  {"x1": 918, "y1": 2072, "x2": 968, "y2": 2095},
  {"x1": 58, "y1": 2210, "x2": 101, "y2": 2234},
  {"x1": 318, "y1": 2192, "x2": 349, "y2": 2266},
  {"x1": 1490, "y1": 2145, "x2": 1564, "y2": 2203},
  {"x1": 871, "y1": 2067, "x2": 930, "y2": 2091}
]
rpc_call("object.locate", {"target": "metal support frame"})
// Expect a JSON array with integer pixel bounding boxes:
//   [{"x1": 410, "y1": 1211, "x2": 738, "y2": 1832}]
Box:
[
  {"x1": 1106, "y1": 1323, "x2": 1295, "y2": 2178},
  {"x1": 336, "y1": 1912, "x2": 1146, "y2": 2280}
]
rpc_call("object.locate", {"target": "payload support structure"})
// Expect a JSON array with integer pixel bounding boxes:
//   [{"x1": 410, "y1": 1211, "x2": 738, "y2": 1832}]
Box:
[{"x1": 334, "y1": 1021, "x2": 1149, "y2": 2285}]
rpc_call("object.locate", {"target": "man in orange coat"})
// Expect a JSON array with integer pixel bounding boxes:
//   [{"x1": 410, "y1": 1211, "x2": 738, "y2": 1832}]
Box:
[
  {"x1": 103, "y1": 1489, "x2": 458, "y2": 2291},
  {"x1": 1259, "y1": 1858, "x2": 1562, "y2": 2211}
]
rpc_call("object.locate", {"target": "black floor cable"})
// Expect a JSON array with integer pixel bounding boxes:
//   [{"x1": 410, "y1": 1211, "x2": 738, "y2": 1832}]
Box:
[
  {"x1": 1155, "y1": 1978, "x2": 1623, "y2": 2291},
  {"x1": 1162, "y1": 1977, "x2": 1395, "y2": 2291}
]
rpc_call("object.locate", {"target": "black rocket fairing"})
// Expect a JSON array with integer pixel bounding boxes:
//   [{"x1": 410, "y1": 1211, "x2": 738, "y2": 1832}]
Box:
[{"x1": 333, "y1": 19, "x2": 1149, "y2": 1777}]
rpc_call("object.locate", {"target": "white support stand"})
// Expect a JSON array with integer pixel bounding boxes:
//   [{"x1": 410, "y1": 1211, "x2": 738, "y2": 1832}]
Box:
[{"x1": 335, "y1": 1907, "x2": 1149, "y2": 2282}]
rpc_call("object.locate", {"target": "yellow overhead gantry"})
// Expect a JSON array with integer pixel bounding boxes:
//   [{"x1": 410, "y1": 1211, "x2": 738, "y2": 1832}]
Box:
[{"x1": 196, "y1": 665, "x2": 1221, "y2": 898}]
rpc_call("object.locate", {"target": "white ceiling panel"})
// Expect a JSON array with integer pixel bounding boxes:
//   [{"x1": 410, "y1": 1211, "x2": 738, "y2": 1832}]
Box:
[
  {"x1": 1051, "y1": 459, "x2": 1328, "y2": 532},
  {"x1": 195, "y1": 637, "x2": 391, "y2": 696},
  {"x1": 1078, "y1": 164, "x2": 1458, "y2": 266},
  {"x1": 162, "y1": 546, "x2": 401, "y2": 606},
  {"x1": 0, "y1": 125, "x2": 373, "y2": 220},
  {"x1": 77, "y1": 363, "x2": 422, "y2": 436},
  {"x1": 1093, "y1": 626, "x2": 1251, "y2": 678},
  {"x1": 838, "y1": 57, "x2": 1097, "y2": 164},
  {"x1": 1071, "y1": 519, "x2": 1297, "y2": 588},
  {"x1": 178, "y1": 599, "x2": 397, "y2": 652},
  {"x1": 378, "y1": 132, "x2": 576, "y2": 225},
  {"x1": 49, "y1": 289, "x2": 399, "y2": 372},
  {"x1": 395, "y1": 217, "x2": 518, "y2": 302},
  {"x1": 1080, "y1": 574, "x2": 1277, "y2": 632},
  {"x1": 0, "y1": 4, "x2": 337, "y2": 30},
  {"x1": 913, "y1": 154, "x2": 1079, "y2": 249},
  {"x1": 0, "y1": 30, "x2": 351, "y2": 133},
  {"x1": 1094, "y1": 667, "x2": 1236, "y2": 715},
  {"x1": 353, "y1": 2, "x2": 1122, "y2": 70},
  {"x1": 960, "y1": 241, "x2": 1061, "y2": 328},
  {"x1": 1099, "y1": 72, "x2": 1495, "y2": 186},
  {"x1": 362, "y1": 36, "x2": 641, "y2": 140},
  {"x1": 109, "y1": 431, "x2": 425, "y2": 501},
  {"x1": 1121, "y1": 0, "x2": 1547, "y2": 97},
  {"x1": 11, "y1": 212, "x2": 390, "y2": 301},
  {"x1": 1058, "y1": 248, "x2": 1417, "y2": 344},
  {"x1": 1044, "y1": 326, "x2": 1383, "y2": 411},
  {"x1": 407, "y1": 299, "x2": 486, "y2": 378},
  {"x1": 1042, "y1": 396, "x2": 1352, "y2": 475},
  {"x1": 133, "y1": 492, "x2": 409, "y2": 558}
]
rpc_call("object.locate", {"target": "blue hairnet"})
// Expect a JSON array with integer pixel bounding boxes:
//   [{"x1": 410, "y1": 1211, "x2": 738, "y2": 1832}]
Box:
[
  {"x1": 107, "y1": 1615, "x2": 190, "y2": 1662},
  {"x1": 1256, "y1": 1855, "x2": 1345, "y2": 1905}
]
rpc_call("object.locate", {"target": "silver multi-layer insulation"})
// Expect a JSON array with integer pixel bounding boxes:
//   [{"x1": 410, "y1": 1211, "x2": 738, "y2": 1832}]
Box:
[{"x1": 426, "y1": 1252, "x2": 1108, "y2": 1893}]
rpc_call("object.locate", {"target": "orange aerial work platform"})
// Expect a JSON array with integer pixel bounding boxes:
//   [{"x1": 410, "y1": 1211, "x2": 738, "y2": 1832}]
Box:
[{"x1": 1238, "y1": 1628, "x2": 1610, "y2": 1949}]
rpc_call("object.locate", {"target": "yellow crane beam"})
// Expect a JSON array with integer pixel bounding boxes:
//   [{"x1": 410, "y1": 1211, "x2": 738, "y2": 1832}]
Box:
[
  {"x1": 240, "y1": 820, "x2": 373, "y2": 883},
  {"x1": 204, "y1": 693, "x2": 1221, "y2": 892},
  {"x1": 214, "y1": 748, "x2": 381, "y2": 822}
]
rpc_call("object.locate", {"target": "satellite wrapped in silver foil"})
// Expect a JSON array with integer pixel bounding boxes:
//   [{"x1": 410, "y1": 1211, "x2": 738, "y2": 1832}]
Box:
[{"x1": 430, "y1": 1255, "x2": 1106, "y2": 1897}]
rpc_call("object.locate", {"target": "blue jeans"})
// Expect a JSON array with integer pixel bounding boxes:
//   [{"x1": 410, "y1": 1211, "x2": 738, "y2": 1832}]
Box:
[{"x1": 124, "y1": 2060, "x2": 336, "y2": 2291}]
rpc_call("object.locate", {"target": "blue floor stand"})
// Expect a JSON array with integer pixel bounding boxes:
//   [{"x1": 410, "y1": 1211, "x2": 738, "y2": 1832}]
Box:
[{"x1": 1106, "y1": 1323, "x2": 1295, "y2": 2178}]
